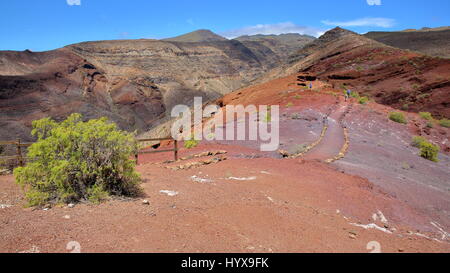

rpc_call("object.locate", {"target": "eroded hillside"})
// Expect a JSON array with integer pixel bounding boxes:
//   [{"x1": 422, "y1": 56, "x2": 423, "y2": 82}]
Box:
[
  {"x1": 0, "y1": 32, "x2": 307, "y2": 140},
  {"x1": 365, "y1": 28, "x2": 450, "y2": 58},
  {"x1": 264, "y1": 27, "x2": 450, "y2": 118}
]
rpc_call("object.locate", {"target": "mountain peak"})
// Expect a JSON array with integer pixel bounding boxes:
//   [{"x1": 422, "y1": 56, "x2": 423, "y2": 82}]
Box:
[{"x1": 163, "y1": 29, "x2": 228, "y2": 42}]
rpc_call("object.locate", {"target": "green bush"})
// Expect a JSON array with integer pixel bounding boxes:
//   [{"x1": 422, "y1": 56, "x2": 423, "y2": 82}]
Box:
[
  {"x1": 389, "y1": 112, "x2": 407, "y2": 124},
  {"x1": 411, "y1": 136, "x2": 439, "y2": 162},
  {"x1": 401, "y1": 104, "x2": 409, "y2": 111},
  {"x1": 439, "y1": 118, "x2": 450, "y2": 128},
  {"x1": 351, "y1": 91, "x2": 360, "y2": 99},
  {"x1": 426, "y1": 122, "x2": 434, "y2": 128},
  {"x1": 263, "y1": 106, "x2": 272, "y2": 123},
  {"x1": 411, "y1": 136, "x2": 427, "y2": 148},
  {"x1": 14, "y1": 114, "x2": 141, "y2": 207},
  {"x1": 419, "y1": 142, "x2": 439, "y2": 162},
  {"x1": 184, "y1": 135, "x2": 199, "y2": 149},
  {"x1": 264, "y1": 111, "x2": 272, "y2": 122},
  {"x1": 419, "y1": 112, "x2": 433, "y2": 120},
  {"x1": 358, "y1": 96, "x2": 369, "y2": 104}
]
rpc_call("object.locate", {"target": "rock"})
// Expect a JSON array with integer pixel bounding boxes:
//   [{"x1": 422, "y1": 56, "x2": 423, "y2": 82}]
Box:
[
  {"x1": 278, "y1": 150, "x2": 290, "y2": 158},
  {"x1": 67, "y1": 203, "x2": 75, "y2": 208},
  {"x1": 63, "y1": 215, "x2": 71, "y2": 219},
  {"x1": 142, "y1": 200, "x2": 150, "y2": 205},
  {"x1": 398, "y1": 248, "x2": 405, "y2": 253},
  {"x1": 349, "y1": 234, "x2": 357, "y2": 239}
]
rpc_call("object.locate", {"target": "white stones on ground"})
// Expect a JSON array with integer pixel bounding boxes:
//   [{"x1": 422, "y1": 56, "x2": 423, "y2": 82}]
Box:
[
  {"x1": 372, "y1": 210, "x2": 388, "y2": 224},
  {"x1": 350, "y1": 223, "x2": 392, "y2": 234},
  {"x1": 63, "y1": 215, "x2": 71, "y2": 219},
  {"x1": 142, "y1": 200, "x2": 150, "y2": 205},
  {"x1": 190, "y1": 175, "x2": 213, "y2": 183},
  {"x1": 67, "y1": 203, "x2": 75, "y2": 208},
  {"x1": 430, "y1": 222, "x2": 449, "y2": 240},
  {"x1": 160, "y1": 190, "x2": 179, "y2": 197},
  {"x1": 227, "y1": 176, "x2": 257, "y2": 181},
  {"x1": 0, "y1": 204, "x2": 12, "y2": 209},
  {"x1": 267, "y1": 196, "x2": 274, "y2": 203}
]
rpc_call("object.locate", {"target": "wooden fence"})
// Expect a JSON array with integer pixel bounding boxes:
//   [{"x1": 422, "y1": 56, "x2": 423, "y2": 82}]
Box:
[
  {"x1": 0, "y1": 139, "x2": 33, "y2": 167},
  {"x1": 0, "y1": 137, "x2": 177, "y2": 167},
  {"x1": 135, "y1": 137, "x2": 178, "y2": 164}
]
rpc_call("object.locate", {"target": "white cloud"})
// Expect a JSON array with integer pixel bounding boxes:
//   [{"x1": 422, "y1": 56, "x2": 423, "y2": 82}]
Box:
[
  {"x1": 321, "y1": 17, "x2": 395, "y2": 28},
  {"x1": 220, "y1": 22, "x2": 326, "y2": 38},
  {"x1": 367, "y1": 0, "x2": 382, "y2": 5},
  {"x1": 67, "y1": 0, "x2": 81, "y2": 6}
]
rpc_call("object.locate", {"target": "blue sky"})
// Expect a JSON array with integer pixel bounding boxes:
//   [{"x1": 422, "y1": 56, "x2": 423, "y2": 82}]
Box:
[{"x1": 1, "y1": 0, "x2": 449, "y2": 51}]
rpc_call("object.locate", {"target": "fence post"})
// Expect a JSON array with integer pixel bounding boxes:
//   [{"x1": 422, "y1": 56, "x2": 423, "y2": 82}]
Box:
[
  {"x1": 16, "y1": 139, "x2": 24, "y2": 167},
  {"x1": 135, "y1": 152, "x2": 139, "y2": 165},
  {"x1": 174, "y1": 140, "x2": 178, "y2": 161}
]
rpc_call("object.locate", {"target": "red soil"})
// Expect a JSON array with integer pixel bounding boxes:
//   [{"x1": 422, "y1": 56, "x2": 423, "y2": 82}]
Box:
[
  {"x1": 1, "y1": 151, "x2": 448, "y2": 253},
  {"x1": 1, "y1": 74, "x2": 449, "y2": 253}
]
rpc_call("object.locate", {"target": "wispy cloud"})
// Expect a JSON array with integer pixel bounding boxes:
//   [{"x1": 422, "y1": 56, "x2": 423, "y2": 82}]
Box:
[
  {"x1": 67, "y1": 0, "x2": 81, "y2": 6},
  {"x1": 220, "y1": 22, "x2": 326, "y2": 38},
  {"x1": 321, "y1": 17, "x2": 395, "y2": 28},
  {"x1": 366, "y1": 0, "x2": 382, "y2": 5}
]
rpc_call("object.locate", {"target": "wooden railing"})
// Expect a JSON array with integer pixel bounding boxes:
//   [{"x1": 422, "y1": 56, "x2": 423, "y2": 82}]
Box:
[
  {"x1": 0, "y1": 137, "x2": 178, "y2": 167},
  {"x1": 135, "y1": 137, "x2": 178, "y2": 164},
  {"x1": 0, "y1": 139, "x2": 33, "y2": 167}
]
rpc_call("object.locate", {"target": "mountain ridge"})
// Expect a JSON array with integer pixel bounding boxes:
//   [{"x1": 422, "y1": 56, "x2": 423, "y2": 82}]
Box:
[{"x1": 162, "y1": 29, "x2": 227, "y2": 42}]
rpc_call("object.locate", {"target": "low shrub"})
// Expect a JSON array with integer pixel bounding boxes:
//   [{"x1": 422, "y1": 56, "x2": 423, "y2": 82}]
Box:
[
  {"x1": 411, "y1": 136, "x2": 427, "y2": 148},
  {"x1": 411, "y1": 136, "x2": 439, "y2": 162},
  {"x1": 419, "y1": 112, "x2": 433, "y2": 120},
  {"x1": 14, "y1": 114, "x2": 141, "y2": 207},
  {"x1": 419, "y1": 142, "x2": 439, "y2": 162},
  {"x1": 358, "y1": 96, "x2": 369, "y2": 104},
  {"x1": 350, "y1": 91, "x2": 360, "y2": 99},
  {"x1": 426, "y1": 122, "x2": 434, "y2": 128},
  {"x1": 439, "y1": 118, "x2": 450, "y2": 128},
  {"x1": 184, "y1": 136, "x2": 199, "y2": 149},
  {"x1": 263, "y1": 106, "x2": 272, "y2": 122},
  {"x1": 389, "y1": 112, "x2": 407, "y2": 124}
]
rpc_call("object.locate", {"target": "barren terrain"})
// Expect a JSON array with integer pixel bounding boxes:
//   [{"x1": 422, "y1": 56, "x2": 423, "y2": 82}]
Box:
[{"x1": 1, "y1": 75, "x2": 449, "y2": 253}]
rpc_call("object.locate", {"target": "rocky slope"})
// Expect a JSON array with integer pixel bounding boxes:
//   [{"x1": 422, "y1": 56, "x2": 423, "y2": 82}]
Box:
[
  {"x1": 365, "y1": 28, "x2": 450, "y2": 58},
  {"x1": 0, "y1": 32, "x2": 305, "y2": 141},
  {"x1": 234, "y1": 33, "x2": 315, "y2": 62},
  {"x1": 0, "y1": 48, "x2": 165, "y2": 141},
  {"x1": 265, "y1": 27, "x2": 450, "y2": 118}
]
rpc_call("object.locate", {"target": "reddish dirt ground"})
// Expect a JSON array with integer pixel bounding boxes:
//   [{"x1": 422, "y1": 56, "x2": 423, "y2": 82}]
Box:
[
  {"x1": 1, "y1": 75, "x2": 449, "y2": 253},
  {"x1": 1, "y1": 150, "x2": 449, "y2": 253}
]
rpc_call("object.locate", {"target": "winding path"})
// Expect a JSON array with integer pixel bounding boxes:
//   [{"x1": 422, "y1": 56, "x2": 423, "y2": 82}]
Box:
[{"x1": 302, "y1": 100, "x2": 350, "y2": 162}]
